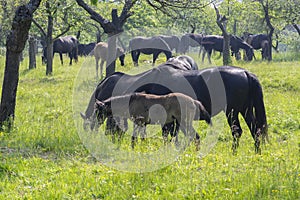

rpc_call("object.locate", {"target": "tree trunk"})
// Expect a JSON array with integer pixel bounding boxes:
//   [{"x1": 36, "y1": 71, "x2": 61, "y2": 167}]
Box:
[
  {"x1": 46, "y1": 9, "x2": 53, "y2": 75},
  {"x1": 233, "y1": 19, "x2": 237, "y2": 35},
  {"x1": 28, "y1": 36, "x2": 37, "y2": 69},
  {"x1": 106, "y1": 34, "x2": 118, "y2": 77},
  {"x1": 223, "y1": 32, "x2": 231, "y2": 65},
  {"x1": 214, "y1": 4, "x2": 231, "y2": 65},
  {"x1": 46, "y1": 41, "x2": 53, "y2": 75},
  {"x1": 260, "y1": 0, "x2": 274, "y2": 61},
  {"x1": 76, "y1": 0, "x2": 134, "y2": 76},
  {"x1": 0, "y1": 0, "x2": 41, "y2": 130},
  {"x1": 0, "y1": 51, "x2": 20, "y2": 129}
]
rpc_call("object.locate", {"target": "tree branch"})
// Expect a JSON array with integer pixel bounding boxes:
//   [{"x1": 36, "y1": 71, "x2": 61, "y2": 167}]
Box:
[
  {"x1": 32, "y1": 18, "x2": 46, "y2": 37},
  {"x1": 76, "y1": 0, "x2": 115, "y2": 33},
  {"x1": 214, "y1": 3, "x2": 228, "y2": 35},
  {"x1": 292, "y1": 23, "x2": 300, "y2": 36}
]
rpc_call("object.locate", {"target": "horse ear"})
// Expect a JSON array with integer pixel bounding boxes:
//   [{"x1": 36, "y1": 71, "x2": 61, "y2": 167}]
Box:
[{"x1": 80, "y1": 112, "x2": 86, "y2": 119}]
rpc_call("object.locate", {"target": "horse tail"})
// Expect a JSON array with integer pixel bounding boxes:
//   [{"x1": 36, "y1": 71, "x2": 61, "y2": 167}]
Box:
[
  {"x1": 261, "y1": 40, "x2": 269, "y2": 60},
  {"x1": 195, "y1": 100, "x2": 211, "y2": 125},
  {"x1": 246, "y1": 71, "x2": 269, "y2": 143}
]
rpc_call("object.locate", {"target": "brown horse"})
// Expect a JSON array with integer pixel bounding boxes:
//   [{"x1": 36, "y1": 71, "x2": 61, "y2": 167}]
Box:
[
  {"x1": 93, "y1": 42, "x2": 125, "y2": 78},
  {"x1": 92, "y1": 92, "x2": 211, "y2": 149}
]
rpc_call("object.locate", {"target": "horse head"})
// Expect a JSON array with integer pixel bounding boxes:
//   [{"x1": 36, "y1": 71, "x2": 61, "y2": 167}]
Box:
[
  {"x1": 91, "y1": 99, "x2": 110, "y2": 130},
  {"x1": 80, "y1": 112, "x2": 91, "y2": 131}
]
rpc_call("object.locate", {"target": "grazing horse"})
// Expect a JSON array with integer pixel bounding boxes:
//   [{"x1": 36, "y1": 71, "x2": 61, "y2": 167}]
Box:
[
  {"x1": 230, "y1": 35, "x2": 254, "y2": 61},
  {"x1": 128, "y1": 36, "x2": 172, "y2": 66},
  {"x1": 81, "y1": 55, "x2": 198, "y2": 140},
  {"x1": 91, "y1": 93, "x2": 211, "y2": 149},
  {"x1": 201, "y1": 35, "x2": 254, "y2": 63},
  {"x1": 123, "y1": 66, "x2": 268, "y2": 154},
  {"x1": 93, "y1": 42, "x2": 125, "y2": 78},
  {"x1": 82, "y1": 56, "x2": 268, "y2": 153},
  {"x1": 158, "y1": 35, "x2": 181, "y2": 53},
  {"x1": 78, "y1": 42, "x2": 96, "y2": 56},
  {"x1": 243, "y1": 33, "x2": 270, "y2": 60},
  {"x1": 42, "y1": 36, "x2": 78, "y2": 65},
  {"x1": 179, "y1": 33, "x2": 203, "y2": 54}
]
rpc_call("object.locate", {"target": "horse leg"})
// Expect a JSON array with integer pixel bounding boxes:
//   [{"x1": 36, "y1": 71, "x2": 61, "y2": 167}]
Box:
[
  {"x1": 162, "y1": 123, "x2": 170, "y2": 144},
  {"x1": 138, "y1": 124, "x2": 147, "y2": 141},
  {"x1": 59, "y1": 53, "x2": 63, "y2": 65},
  {"x1": 131, "y1": 123, "x2": 140, "y2": 149},
  {"x1": 241, "y1": 109, "x2": 261, "y2": 154},
  {"x1": 68, "y1": 52, "x2": 72, "y2": 65},
  {"x1": 95, "y1": 58, "x2": 99, "y2": 78},
  {"x1": 198, "y1": 46, "x2": 203, "y2": 58},
  {"x1": 100, "y1": 60, "x2": 105, "y2": 79},
  {"x1": 206, "y1": 49, "x2": 212, "y2": 64},
  {"x1": 202, "y1": 49, "x2": 206, "y2": 63},
  {"x1": 118, "y1": 118, "x2": 128, "y2": 143},
  {"x1": 172, "y1": 120, "x2": 180, "y2": 145},
  {"x1": 136, "y1": 51, "x2": 141, "y2": 66},
  {"x1": 208, "y1": 52, "x2": 212, "y2": 64},
  {"x1": 152, "y1": 52, "x2": 160, "y2": 66},
  {"x1": 179, "y1": 122, "x2": 198, "y2": 149},
  {"x1": 131, "y1": 51, "x2": 138, "y2": 66},
  {"x1": 226, "y1": 109, "x2": 243, "y2": 154}
]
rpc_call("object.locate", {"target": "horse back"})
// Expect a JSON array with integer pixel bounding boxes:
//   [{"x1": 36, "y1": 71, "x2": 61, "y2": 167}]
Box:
[
  {"x1": 54, "y1": 36, "x2": 78, "y2": 53},
  {"x1": 129, "y1": 36, "x2": 171, "y2": 52}
]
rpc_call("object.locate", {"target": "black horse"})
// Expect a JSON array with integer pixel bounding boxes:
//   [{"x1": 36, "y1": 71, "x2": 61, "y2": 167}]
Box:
[
  {"x1": 80, "y1": 55, "x2": 198, "y2": 138},
  {"x1": 78, "y1": 42, "x2": 96, "y2": 56},
  {"x1": 122, "y1": 66, "x2": 268, "y2": 154},
  {"x1": 179, "y1": 33, "x2": 203, "y2": 54},
  {"x1": 201, "y1": 35, "x2": 254, "y2": 63},
  {"x1": 42, "y1": 35, "x2": 78, "y2": 65},
  {"x1": 82, "y1": 55, "x2": 268, "y2": 153},
  {"x1": 243, "y1": 33, "x2": 270, "y2": 60},
  {"x1": 128, "y1": 36, "x2": 172, "y2": 66}
]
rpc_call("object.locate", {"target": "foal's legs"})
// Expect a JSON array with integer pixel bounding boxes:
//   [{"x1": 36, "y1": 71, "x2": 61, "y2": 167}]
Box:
[
  {"x1": 162, "y1": 121, "x2": 179, "y2": 144},
  {"x1": 131, "y1": 123, "x2": 145, "y2": 149},
  {"x1": 226, "y1": 109, "x2": 243, "y2": 154},
  {"x1": 179, "y1": 122, "x2": 200, "y2": 150}
]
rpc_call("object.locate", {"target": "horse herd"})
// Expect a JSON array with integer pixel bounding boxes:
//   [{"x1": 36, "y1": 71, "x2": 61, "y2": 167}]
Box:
[
  {"x1": 80, "y1": 54, "x2": 269, "y2": 154},
  {"x1": 40, "y1": 33, "x2": 270, "y2": 153},
  {"x1": 42, "y1": 33, "x2": 270, "y2": 78}
]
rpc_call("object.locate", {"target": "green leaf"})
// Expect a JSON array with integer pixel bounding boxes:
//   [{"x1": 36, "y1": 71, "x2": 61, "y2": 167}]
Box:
[{"x1": 90, "y1": 0, "x2": 98, "y2": 5}]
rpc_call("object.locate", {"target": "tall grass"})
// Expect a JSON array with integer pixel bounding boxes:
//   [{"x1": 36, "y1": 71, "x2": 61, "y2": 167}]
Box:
[{"x1": 0, "y1": 53, "x2": 299, "y2": 199}]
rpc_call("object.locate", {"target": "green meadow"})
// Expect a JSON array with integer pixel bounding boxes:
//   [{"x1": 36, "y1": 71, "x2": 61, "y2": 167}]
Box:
[{"x1": 0, "y1": 52, "x2": 299, "y2": 199}]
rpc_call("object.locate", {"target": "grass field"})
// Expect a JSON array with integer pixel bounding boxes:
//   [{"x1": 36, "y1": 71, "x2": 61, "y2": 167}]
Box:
[{"x1": 0, "y1": 52, "x2": 299, "y2": 199}]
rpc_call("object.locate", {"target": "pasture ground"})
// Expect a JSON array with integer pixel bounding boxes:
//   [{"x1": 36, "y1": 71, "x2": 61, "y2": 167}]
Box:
[{"x1": 0, "y1": 52, "x2": 299, "y2": 199}]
